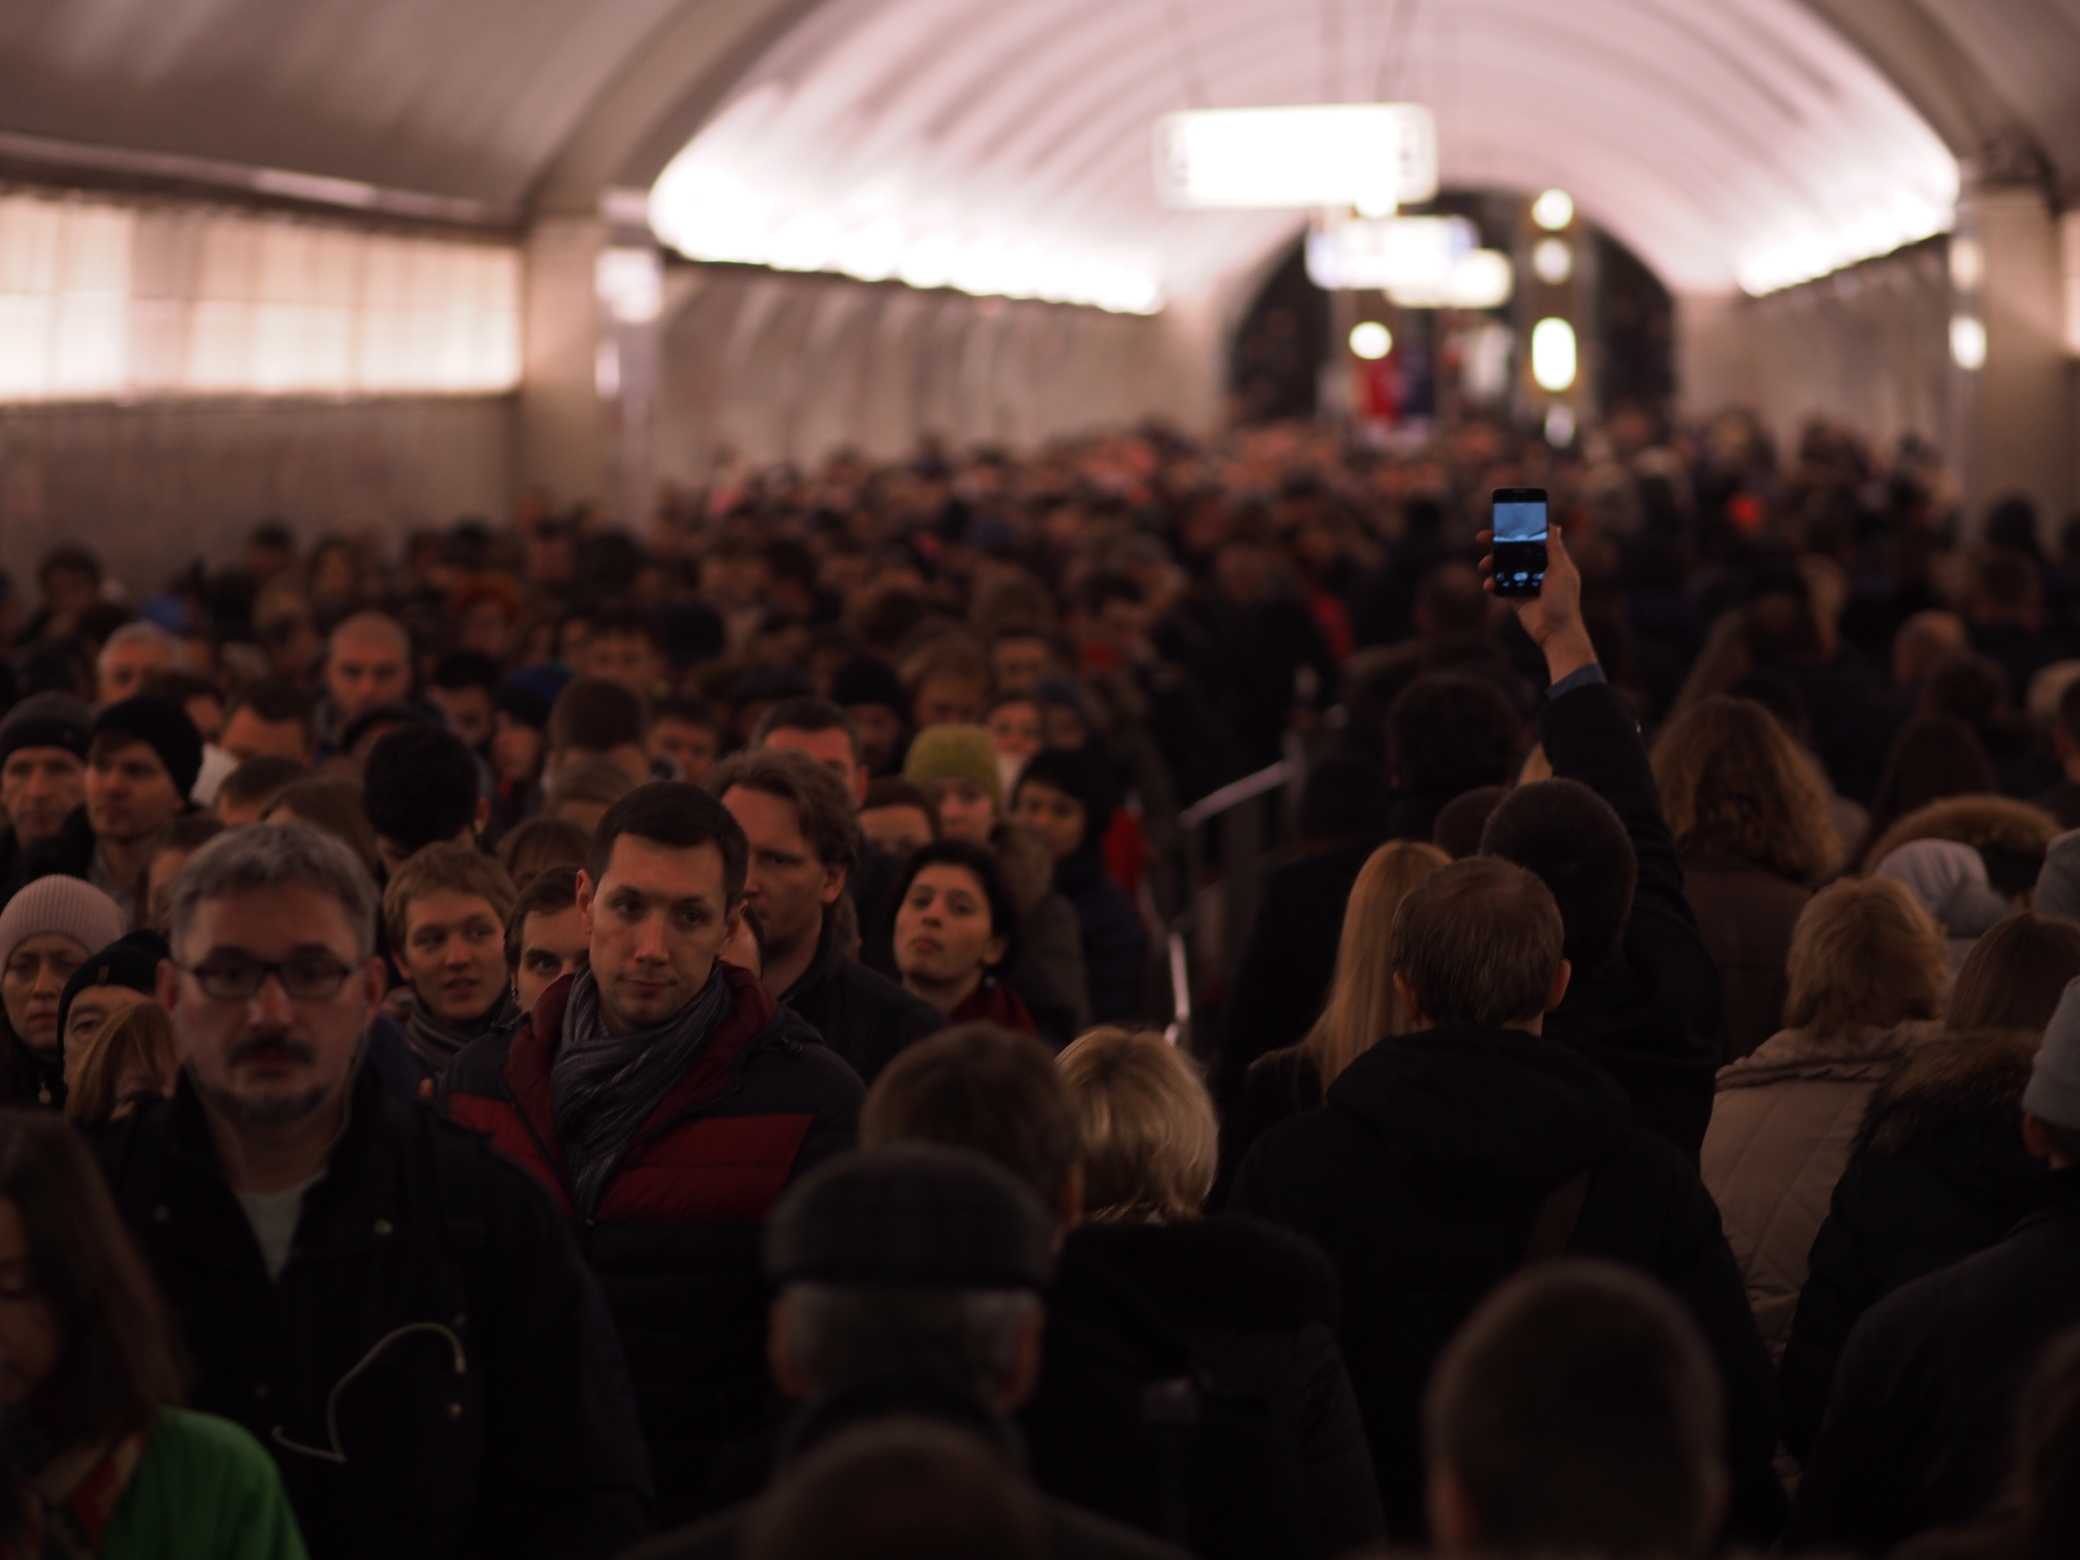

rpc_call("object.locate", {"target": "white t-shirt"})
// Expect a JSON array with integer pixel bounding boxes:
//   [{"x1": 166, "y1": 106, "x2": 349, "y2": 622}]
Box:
[{"x1": 236, "y1": 1174, "x2": 321, "y2": 1283}]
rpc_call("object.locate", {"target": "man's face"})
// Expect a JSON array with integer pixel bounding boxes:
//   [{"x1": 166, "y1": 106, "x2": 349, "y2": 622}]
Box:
[
  {"x1": 325, "y1": 626, "x2": 409, "y2": 721},
  {"x1": 61, "y1": 985, "x2": 147, "y2": 1090},
  {"x1": 257, "y1": 605, "x2": 322, "y2": 680},
  {"x1": 845, "y1": 705, "x2": 905, "y2": 772},
  {"x1": 988, "y1": 702, "x2": 1045, "y2": 763},
  {"x1": 577, "y1": 836, "x2": 736, "y2": 1033},
  {"x1": 582, "y1": 634, "x2": 661, "y2": 698},
  {"x1": 490, "y1": 713, "x2": 544, "y2": 786},
  {"x1": 914, "y1": 674, "x2": 987, "y2": 729},
  {"x1": 86, "y1": 740, "x2": 183, "y2": 844},
  {"x1": 222, "y1": 707, "x2": 310, "y2": 766},
  {"x1": 159, "y1": 884, "x2": 381, "y2": 1130},
  {"x1": 650, "y1": 718, "x2": 720, "y2": 786},
  {"x1": 724, "y1": 785, "x2": 843, "y2": 957},
  {"x1": 992, "y1": 638, "x2": 1056, "y2": 695},
  {"x1": 933, "y1": 779, "x2": 998, "y2": 846},
  {"x1": 512, "y1": 905, "x2": 587, "y2": 1013},
  {"x1": 860, "y1": 803, "x2": 935, "y2": 858},
  {"x1": 96, "y1": 639, "x2": 171, "y2": 708},
  {"x1": 761, "y1": 726, "x2": 864, "y2": 808},
  {"x1": 400, "y1": 890, "x2": 507, "y2": 1025},
  {"x1": 1, "y1": 748, "x2": 85, "y2": 843},
  {"x1": 428, "y1": 686, "x2": 494, "y2": 752}
]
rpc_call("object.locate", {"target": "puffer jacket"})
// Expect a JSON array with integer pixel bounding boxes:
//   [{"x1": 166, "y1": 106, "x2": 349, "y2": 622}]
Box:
[
  {"x1": 1778, "y1": 1027, "x2": 2049, "y2": 1461},
  {"x1": 1701, "y1": 1021, "x2": 1940, "y2": 1359}
]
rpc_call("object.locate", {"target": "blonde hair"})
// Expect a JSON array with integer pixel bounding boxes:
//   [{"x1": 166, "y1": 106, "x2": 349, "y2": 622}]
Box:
[
  {"x1": 1784, "y1": 877, "x2": 1949, "y2": 1036},
  {"x1": 1651, "y1": 697, "x2": 1842, "y2": 883},
  {"x1": 1057, "y1": 1027, "x2": 1217, "y2": 1222},
  {"x1": 381, "y1": 843, "x2": 518, "y2": 951},
  {"x1": 1295, "y1": 840, "x2": 1450, "y2": 1088},
  {"x1": 66, "y1": 1001, "x2": 176, "y2": 1127}
]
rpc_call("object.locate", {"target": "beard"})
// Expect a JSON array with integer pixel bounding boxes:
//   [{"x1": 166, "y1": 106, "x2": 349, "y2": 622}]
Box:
[{"x1": 193, "y1": 1034, "x2": 333, "y2": 1128}]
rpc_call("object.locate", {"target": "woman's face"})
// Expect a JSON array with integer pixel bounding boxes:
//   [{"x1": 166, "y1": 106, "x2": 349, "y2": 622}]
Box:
[
  {"x1": 934, "y1": 779, "x2": 998, "y2": 845},
  {"x1": 492, "y1": 714, "x2": 545, "y2": 786},
  {"x1": 2, "y1": 935, "x2": 89, "y2": 1054},
  {"x1": 896, "y1": 864, "x2": 1004, "y2": 994},
  {"x1": 988, "y1": 702, "x2": 1045, "y2": 763},
  {"x1": 1013, "y1": 781, "x2": 1087, "y2": 861},
  {"x1": 0, "y1": 1198, "x2": 59, "y2": 1406}
]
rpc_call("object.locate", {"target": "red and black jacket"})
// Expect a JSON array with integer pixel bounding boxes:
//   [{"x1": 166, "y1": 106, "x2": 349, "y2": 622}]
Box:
[{"x1": 442, "y1": 964, "x2": 863, "y2": 1525}]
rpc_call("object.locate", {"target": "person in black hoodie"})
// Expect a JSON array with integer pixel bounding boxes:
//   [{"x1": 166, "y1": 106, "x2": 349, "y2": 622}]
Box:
[
  {"x1": 1478, "y1": 527, "x2": 1724, "y2": 1162},
  {"x1": 1012, "y1": 749, "x2": 1147, "y2": 1024},
  {"x1": 1230, "y1": 855, "x2": 1784, "y2": 1547}
]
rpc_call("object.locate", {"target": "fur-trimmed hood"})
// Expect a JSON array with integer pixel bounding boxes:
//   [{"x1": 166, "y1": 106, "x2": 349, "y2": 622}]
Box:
[
  {"x1": 1852, "y1": 1026, "x2": 2039, "y2": 1171},
  {"x1": 1862, "y1": 794, "x2": 2060, "y2": 875}
]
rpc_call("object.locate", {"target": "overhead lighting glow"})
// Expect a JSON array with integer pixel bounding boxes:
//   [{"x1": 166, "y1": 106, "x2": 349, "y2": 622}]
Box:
[
  {"x1": 1532, "y1": 190, "x2": 1575, "y2": 231},
  {"x1": 1390, "y1": 249, "x2": 1514, "y2": 310},
  {"x1": 1349, "y1": 321, "x2": 1393, "y2": 360},
  {"x1": 595, "y1": 246, "x2": 663, "y2": 324},
  {"x1": 1950, "y1": 314, "x2": 1987, "y2": 372},
  {"x1": 1545, "y1": 404, "x2": 1578, "y2": 447},
  {"x1": 1306, "y1": 215, "x2": 1476, "y2": 292},
  {"x1": 1737, "y1": 190, "x2": 1953, "y2": 295},
  {"x1": 1948, "y1": 235, "x2": 1983, "y2": 293},
  {"x1": 1153, "y1": 103, "x2": 1437, "y2": 210},
  {"x1": 1531, "y1": 317, "x2": 1578, "y2": 391},
  {"x1": 1532, "y1": 237, "x2": 1573, "y2": 286}
]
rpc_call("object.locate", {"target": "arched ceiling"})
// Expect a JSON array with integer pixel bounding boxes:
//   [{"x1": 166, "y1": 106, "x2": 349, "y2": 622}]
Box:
[{"x1": 0, "y1": 0, "x2": 2073, "y2": 296}]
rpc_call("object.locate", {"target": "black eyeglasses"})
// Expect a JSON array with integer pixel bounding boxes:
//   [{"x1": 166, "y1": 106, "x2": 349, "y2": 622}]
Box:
[{"x1": 176, "y1": 955, "x2": 355, "y2": 1002}]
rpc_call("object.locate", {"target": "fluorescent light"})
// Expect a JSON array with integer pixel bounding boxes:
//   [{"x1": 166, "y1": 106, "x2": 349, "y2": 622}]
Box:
[
  {"x1": 595, "y1": 246, "x2": 663, "y2": 324},
  {"x1": 1349, "y1": 322, "x2": 1393, "y2": 360},
  {"x1": 1306, "y1": 215, "x2": 1476, "y2": 292},
  {"x1": 1532, "y1": 190, "x2": 1575, "y2": 232},
  {"x1": 1950, "y1": 314, "x2": 1987, "y2": 372},
  {"x1": 1532, "y1": 237, "x2": 1573, "y2": 286},
  {"x1": 1531, "y1": 317, "x2": 1578, "y2": 391},
  {"x1": 1389, "y1": 249, "x2": 1515, "y2": 310},
  {"x1": 1153, "y1": 103, "x2": 1437, "y2": 210},
  {"x1": 1948, "y1": 235, "x2": 1982, "y2": 293}
]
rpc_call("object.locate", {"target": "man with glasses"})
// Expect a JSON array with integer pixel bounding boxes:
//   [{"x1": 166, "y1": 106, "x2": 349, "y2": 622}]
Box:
[{"x1": 94, "y1": 821, "x2": 650, "y2": 1560}]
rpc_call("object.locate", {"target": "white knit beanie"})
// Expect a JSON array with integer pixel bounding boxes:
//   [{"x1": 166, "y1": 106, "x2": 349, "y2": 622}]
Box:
[{"x1": 0, "y1": 877, "x2": 128, "y2": 965}]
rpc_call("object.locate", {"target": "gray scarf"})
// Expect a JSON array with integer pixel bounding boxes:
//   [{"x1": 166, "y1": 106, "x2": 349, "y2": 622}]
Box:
[
  {"x1": 403, "y1": 988, "x2": 520, "y2": 1076},
  {"x1": 552, "y1": 968, "x2": 732, "y2": 1217}
]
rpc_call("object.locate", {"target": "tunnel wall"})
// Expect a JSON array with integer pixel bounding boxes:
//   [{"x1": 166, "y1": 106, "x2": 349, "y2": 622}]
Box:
[{"x1": 0, "y1": 396, "x2": 515, "y2": 598}]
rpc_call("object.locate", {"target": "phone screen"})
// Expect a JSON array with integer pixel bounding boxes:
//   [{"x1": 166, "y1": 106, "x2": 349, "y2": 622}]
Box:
[{"x1": 1491, "y1": 490, "x2": 1549, "y2": 598}]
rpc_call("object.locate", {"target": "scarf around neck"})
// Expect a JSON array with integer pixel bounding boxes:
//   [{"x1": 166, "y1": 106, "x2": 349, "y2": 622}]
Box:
[
  {"x1": 552, "y1": 968, "x2": 732, "y2": 1217},
  {"x1": 403, "y1": 987, "x2": 520, "y2": 1076}
]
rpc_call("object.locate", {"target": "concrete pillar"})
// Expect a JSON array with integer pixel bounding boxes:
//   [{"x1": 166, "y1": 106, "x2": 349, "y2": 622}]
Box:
[
  {"x1": 1955, "y1": 184, "x2": 2072, "y2": 524},
  {"x1": 1673, "y1": 292, "x2": 1754, "y2": 422}
]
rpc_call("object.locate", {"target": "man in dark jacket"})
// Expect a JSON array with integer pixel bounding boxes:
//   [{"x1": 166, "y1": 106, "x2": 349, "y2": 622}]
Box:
[
  {"x1": 1231, "y1": 855, "x2": 1784, "y2": 1547},
  {"x1": 631, "y1": 1146, "x2": 1185, "y2": 1560},
  {"x1": 97, "y1": 821, "x2": 649, "y2": 1560},
  {"x1": 443, "y1": 781, "x2": 864, "y2": 1524},
  {"x1": 715, "y1": 748, "x2": 943, "y2": 1083},
  {"x1": 1789, "y1": 983, "x2": 2080, "y2": 1554},
  {"x1": 0, "y1": 692, "x2": 91, "y2": 888},
  {"x1": 1478, "y1": 526, "x2": 1724, "y2": 1161}
]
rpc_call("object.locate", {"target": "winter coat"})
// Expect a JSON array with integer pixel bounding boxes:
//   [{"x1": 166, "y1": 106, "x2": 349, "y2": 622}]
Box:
[
  {"x1": 1055, "y1": 851, "x2": 1148, "y2": 1024},
  {"x1": 1538, "y1": 678, "x2": 1726, "y2": 1161},
  {"x1": 95, "y1": 1063, "x2": 651, "y2": 1560},
  {"x1": 1679, "y1": 851, "x2": 1810, "y2": 1063},
  {"x1": 1231, "y1": 1024, "x2": 1786, "y2": 1547},
  {"x1": 627, "y1": 1383, "x2": 1189, "y2": 1560},
  {"x1": 781, "y1": 917, "x2": 944, "y2": 1084},
  {"x1": 1061, "y1": 1217, "x2": 1385, "y2": 1559},
  {"x1": 1006, "y1": 889, "x2": 1091, "y2": 1043},
  {"x1": 1789, "y1": 1169, "x2": 2080, "y2": 1555},
  {"x1": 1213, "y1": 1046, "x2": 1323, "y2": 1209},
  {"x1": 10, "y1": 801, "x2": 99, "y2": 892},
  {"x1": 1778, "y1": 1029, "x2": 2050, "y2": 1461},
  {"x1": 1701, "y1": 1021, "x2": 1937, "y2": 1359},
  {"x1": 441, "y1": 965, "x2": 863, "y2": 1525}
]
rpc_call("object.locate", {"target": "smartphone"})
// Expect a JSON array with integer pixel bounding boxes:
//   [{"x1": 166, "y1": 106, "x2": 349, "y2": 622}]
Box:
[{"x1": 1491, "y1": 488, "x2": 1549, "y2": 598}]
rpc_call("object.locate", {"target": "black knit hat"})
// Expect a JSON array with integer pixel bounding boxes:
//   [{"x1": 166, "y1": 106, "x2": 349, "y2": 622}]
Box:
[
  {"x1": 0, "y1": 693, "x2": 93, "y2": 768},
  {"x1": 831, "y1": 655, "x2": 911, "y2": 721},
  {"x1": 56, "y1": 930, "x2": 170, "y2": 1060},
  {"x1": 92, "y1": 697, "x2": 203, "y2": 797},
  {"x1": 765, "y1": 1146, "x2": 1055, "y2": 1292}
]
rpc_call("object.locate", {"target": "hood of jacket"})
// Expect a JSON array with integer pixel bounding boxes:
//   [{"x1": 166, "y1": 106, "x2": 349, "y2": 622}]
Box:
[
  {"x1": 1853, "y1": 1026, "x2": 2043, "y2": 1184},
  {"x1": 1863, "y1": 794, "x2": 2060, "y2": 875},
  {"x1": 1325, "y1": 1025, "x2": 1632, "y2": 1184},
  {"x1": 1716, "y1": 1020, "x2": 1938, "y2": 1094},
  {"x1": 1062, "y1": 1214, "x2": 1340, "y2": 1334}
]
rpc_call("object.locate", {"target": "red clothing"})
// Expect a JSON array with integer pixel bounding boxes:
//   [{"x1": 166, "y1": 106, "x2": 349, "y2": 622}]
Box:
[{"x1": 950, "y1": 977, "x2": 1039, "y2": 1035}]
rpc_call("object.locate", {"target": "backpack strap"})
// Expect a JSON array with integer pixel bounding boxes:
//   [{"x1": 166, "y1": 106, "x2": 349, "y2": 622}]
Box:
[{"x1": 1522, "y1": 1169, "x2": 1592, "y2": 1266}]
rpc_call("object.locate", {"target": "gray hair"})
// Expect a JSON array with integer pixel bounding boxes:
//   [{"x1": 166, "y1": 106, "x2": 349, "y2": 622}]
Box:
[
  {"x1": 100, "y1": 621, "x2": 175, "y2": 662},
  {"x1": 783, "y1": 1283, "x2": 1042, "y2": 1403},
  {"x1": 168, "y1": 821, "x2": 379, "y2": 959}
]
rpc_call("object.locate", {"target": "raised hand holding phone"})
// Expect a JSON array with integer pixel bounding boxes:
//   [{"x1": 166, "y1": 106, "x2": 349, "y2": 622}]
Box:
[{"x1": 1478, "y1": 518, "x2": 1596, "y2": 685}]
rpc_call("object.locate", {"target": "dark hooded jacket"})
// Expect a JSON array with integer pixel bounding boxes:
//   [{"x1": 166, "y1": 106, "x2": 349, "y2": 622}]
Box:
[
  {"x1": 441, "y1": 964, "x2": 864, "y2": 1524},
  {"x1": 1230, "y1": 1024, "x2": 1785, "y2": 1547},
  {"x1": 781, "y1": 915, "x2": 945, "y2": 1084},
  {"x1": 1789, "y1": 1170, "x2": 2080, "y2": 1555},
  {"x1": 95, "y1": 1060, "x2": 651, "y2": 1560},
  {"x1": 1018, "y1": 748, "x2": 1148, "y2": 1024},
  {"x1": 1778, "y1": 1029, "x2": 2051, "y2": 1461}
]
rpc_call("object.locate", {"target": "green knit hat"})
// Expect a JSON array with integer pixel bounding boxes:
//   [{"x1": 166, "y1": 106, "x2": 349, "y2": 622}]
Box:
[{"x1": 903, "y1": 724, "x2": 1002, "y2": 807}]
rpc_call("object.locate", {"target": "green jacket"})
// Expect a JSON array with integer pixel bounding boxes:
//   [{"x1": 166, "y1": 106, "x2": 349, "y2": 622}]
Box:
[{"x1": 101, "y1": 1410, "x2": 306, "y2": 1559}]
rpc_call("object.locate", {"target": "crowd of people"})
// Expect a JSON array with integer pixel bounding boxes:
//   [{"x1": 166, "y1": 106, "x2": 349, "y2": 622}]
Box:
[{"x1": 3, "y1": 406, "x2": 2080, "y2": 1557}]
